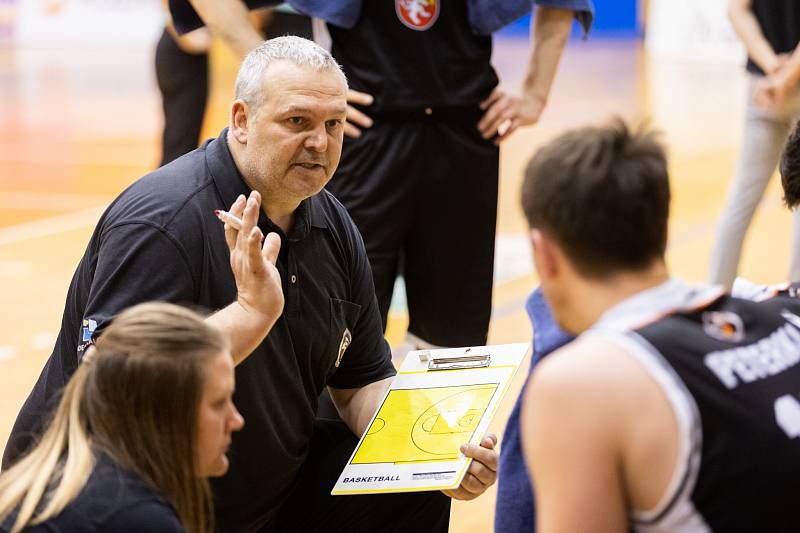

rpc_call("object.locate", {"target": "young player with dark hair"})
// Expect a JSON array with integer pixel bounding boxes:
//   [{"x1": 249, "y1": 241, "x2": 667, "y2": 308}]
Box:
[{"x1": 520, "y1": 119, "x2": 800, "y2": 532}]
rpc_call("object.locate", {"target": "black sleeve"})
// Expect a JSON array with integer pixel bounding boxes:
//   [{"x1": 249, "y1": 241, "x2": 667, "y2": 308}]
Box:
[
  {"x1": 104, "y1": 500, "x2": 186, "y2": 533},
  {"x1": 326, "y1": 219, "x2": 396, "y2": 389},
  {"x1": 77, "y1": 222, "x2": 196, "y2": 357}
]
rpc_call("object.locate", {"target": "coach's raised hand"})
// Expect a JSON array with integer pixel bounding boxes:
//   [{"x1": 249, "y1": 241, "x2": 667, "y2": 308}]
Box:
[{"x1": 211, "y1": 190, "x2": 284, "y2": 365}]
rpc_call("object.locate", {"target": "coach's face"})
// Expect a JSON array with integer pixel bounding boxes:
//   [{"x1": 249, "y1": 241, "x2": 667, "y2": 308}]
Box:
[{"x1": 232, "y1": 60, "x2": 347, "y2": 204}]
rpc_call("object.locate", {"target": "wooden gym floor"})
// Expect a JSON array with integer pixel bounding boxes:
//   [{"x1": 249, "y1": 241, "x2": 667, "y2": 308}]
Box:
[{"x1": 0, "y1": 33, "x2": 793, "y2": 531}]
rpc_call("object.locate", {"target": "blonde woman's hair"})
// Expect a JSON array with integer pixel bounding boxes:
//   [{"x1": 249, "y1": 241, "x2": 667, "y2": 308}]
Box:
[{"x1": 0, "y1": 302, "x2": 227, "y2": 533}]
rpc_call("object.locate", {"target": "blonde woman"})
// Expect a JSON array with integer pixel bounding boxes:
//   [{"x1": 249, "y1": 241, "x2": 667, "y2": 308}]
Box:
[{"x1": 0, "y1": 302, "x2": 243, "y2": 533}]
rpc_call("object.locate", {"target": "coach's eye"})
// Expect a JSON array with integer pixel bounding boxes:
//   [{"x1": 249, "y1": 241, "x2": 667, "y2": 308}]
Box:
[{"x1": 288, "y1": 117, "x2": 304, "y2": 126}]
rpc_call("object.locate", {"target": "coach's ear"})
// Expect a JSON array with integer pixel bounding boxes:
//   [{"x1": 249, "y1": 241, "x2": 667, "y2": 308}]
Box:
[
  {"x1": 531, "y1": 229, "x2": 559, "y2": 280},
  {"x1": 230, "y1": 100, "x2": 250, "y2": 144}
]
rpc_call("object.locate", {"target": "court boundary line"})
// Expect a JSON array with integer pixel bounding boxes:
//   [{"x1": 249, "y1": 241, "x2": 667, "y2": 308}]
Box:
[{"x1": 0, "y1": 206, "x2": 105, "y2": 246}]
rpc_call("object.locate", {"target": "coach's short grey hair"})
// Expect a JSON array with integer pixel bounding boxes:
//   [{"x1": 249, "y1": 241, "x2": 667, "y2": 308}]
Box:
[{"x1": 234, "y1": 36, "x2": 347, "y2": 108}]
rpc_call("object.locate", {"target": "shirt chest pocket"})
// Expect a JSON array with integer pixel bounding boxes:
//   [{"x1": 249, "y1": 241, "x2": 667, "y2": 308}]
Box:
[{"x1": 327, "y1": 298, "x2": 362, "y2": 373}]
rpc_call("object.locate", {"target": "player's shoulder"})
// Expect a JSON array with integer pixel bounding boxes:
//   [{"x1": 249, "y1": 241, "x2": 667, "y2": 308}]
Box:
[
  {"x1": 529, "y1": 335, "x2": 645, "y2": 408},
  {"x1": 523, "y1": 334, "x2": 660, "y2": 459}
]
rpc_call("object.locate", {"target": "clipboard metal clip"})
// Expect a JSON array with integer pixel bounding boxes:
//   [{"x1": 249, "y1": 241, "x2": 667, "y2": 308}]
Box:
[{"x1": 427, "y1": 354, "x2": 491, "y2": 371}]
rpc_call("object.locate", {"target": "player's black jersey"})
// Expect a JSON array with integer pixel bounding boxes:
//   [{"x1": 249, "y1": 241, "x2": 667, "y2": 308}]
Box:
[
  {"x1": 328, "y1": 0, "x2": 499, "y2": 112},
  {"x1": 588, "y1": 279, "x2": 800, "y2": 532}
]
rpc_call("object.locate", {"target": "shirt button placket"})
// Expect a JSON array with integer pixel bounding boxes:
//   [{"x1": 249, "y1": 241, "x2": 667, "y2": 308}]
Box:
[{"x1": 287, "y1": 252, "x2": 299, "y2": 318}]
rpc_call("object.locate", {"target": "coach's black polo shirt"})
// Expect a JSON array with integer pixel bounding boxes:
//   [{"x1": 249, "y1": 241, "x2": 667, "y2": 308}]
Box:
[{"x1": 4, "y1": 129, "x2": 395, "y2": 532}]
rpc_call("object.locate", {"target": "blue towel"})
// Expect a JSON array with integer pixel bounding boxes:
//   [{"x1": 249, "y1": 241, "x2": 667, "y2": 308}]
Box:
[
  {"x1": 169, "y1": 0, "x2": 594, "y2": 37},
  {"x1": 495, "y1": 288, "x2": 574, "y2": 533}
]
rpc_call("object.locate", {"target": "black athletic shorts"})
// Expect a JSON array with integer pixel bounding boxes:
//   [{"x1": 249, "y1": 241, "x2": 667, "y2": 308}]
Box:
[{"x1": 327, "y1": 105, "x2": 499, "y2": 347}]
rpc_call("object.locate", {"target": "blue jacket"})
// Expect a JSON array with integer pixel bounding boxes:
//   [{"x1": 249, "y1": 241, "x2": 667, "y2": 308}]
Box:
[
  {"x1": 170, "y1": 0, "x2": 594, "y2": 36},
  {"x1": 495, "y1": 288, "x2": 574, "y2": 533}
]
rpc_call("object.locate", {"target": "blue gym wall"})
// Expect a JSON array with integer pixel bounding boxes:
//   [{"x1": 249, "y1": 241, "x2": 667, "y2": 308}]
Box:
[{"x1": 498, "y1": 0, "x2": 641, "y2": 38}]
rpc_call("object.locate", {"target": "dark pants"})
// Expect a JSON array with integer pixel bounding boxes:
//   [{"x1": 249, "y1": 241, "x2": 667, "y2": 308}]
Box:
[
  {"x1": 262, "y1": 419, "x2": 451, "y2": 533},
  {"x1": 155, "y1": 28, "x2": 209, "y2": 167},
  {"x1": 154, "y1": 12, "x2": 314, "y2": 167},
  {"x1": 326, "y1": 107, "x2": 500, "y2": 347}
]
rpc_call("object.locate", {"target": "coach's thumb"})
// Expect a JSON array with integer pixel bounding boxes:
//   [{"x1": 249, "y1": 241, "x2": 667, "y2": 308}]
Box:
[{"x1": 262, "y1": 232, "x2": 282, "y2": 265}]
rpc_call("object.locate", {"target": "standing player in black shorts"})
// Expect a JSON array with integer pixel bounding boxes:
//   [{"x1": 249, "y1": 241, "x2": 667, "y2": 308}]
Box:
[
  {"x1": 169, "y1": 0, "x2": 594, "y2": 351},
  {"x1": 519, "y1": 120, "x2": 800, "y2": 532},
  {"x1": 155, "y1": 6, "x2": 313, "y2": 167}
]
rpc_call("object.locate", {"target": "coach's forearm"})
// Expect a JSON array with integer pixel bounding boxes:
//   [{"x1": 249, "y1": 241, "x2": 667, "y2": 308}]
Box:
[
  {"x1": 329, "y1": 377, "x2": 394, "y2": 436},
  {"x1": 206, "y1": 301, "x2": 279, "y2": 365}
]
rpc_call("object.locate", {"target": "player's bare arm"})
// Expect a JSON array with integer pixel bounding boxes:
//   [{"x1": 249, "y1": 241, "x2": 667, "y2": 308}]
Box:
[{"x1": 521, "y1": 336, "x2": 679, "y2": 533}]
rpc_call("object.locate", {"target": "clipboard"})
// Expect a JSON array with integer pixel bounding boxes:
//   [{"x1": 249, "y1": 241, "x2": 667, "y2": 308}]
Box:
[{"x1": 331, "y1": 342, "x2": 530, "y2": 495}]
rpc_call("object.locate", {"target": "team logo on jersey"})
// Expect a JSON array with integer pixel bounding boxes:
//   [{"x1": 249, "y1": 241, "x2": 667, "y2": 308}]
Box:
[
  {"x1": 702, "y1": 311, "x2": 744, "y2": 343},
  {"x1": 81, "y1": 318, "x2": 97, "y2": 343},
  {"x1": 335, "y1": 328, "x2": 352, "y2": 368},
  {"x1": 396, "y1": 0, "x2": 439, "y2": 31}
]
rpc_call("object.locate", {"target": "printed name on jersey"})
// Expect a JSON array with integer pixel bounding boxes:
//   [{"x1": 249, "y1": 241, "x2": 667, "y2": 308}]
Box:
[
  {"x1": 704, "y1": 315, "x2": 800, "y2": 389},
  {"x1": 396, "y1": 0, "x2": 439, "y2": 31},
  {"x1": 702, "y1": 310, "x2": 745, "y2": 343}
]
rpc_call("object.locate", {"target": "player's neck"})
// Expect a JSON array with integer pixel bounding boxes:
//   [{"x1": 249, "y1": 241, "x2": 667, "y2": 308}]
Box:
[{"x1": 568, "y1": 260, "x2": 670, "y2": 333}]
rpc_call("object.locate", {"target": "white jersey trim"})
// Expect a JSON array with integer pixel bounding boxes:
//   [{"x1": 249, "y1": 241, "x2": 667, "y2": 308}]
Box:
[
  {"x1": 583, "y1": 279, "x2": 716, "y2": 532},
  {"x1": 593, "y1": 278, "x2": 723, "y2": 333}
]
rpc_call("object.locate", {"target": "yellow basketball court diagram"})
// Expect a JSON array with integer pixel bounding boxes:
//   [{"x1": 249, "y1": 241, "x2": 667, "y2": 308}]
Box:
[{"x1": 352, "y1": 384, "x2": 499, "y2": 464}]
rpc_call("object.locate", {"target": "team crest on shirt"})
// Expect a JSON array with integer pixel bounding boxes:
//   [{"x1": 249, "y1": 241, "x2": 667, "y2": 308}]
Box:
[
  {"x1": 81, "y1": 318, "x2": 97, "y2": 343},
  {"x1": 335, "y1": 328, "x2": 352, "y2": 368},
  {"x1": 702, "y1": 311, "x2": 744, "y2": 343},
  {"x1": 396, "y1": 0, "x2": 439, "y2": 31}
]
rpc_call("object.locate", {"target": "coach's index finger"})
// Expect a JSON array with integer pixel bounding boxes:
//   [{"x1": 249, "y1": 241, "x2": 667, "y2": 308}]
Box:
[{"x1": 236, "y1": 191, "x2": 260, "y2": 250}]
